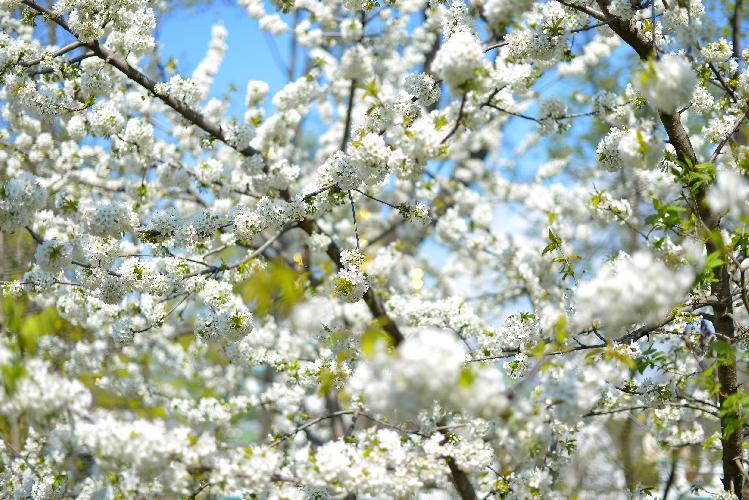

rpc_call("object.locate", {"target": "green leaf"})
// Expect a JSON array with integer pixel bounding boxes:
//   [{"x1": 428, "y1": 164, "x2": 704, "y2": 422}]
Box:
[
  {"x1": 1, "y1": 361, "x2": 26, "y2": 395},
  {"x1": 361, "y1": 321, "x2": 394, "y2": 357},
  {"x1": 542, "y1": 228, "x2": 562, "y2": 255},
  {"x1": 434, "y1": 114, "x2": 448, "y2": 131},
  {"x1": 458, "y1": 367, "x2": 477, "y2": 387}
]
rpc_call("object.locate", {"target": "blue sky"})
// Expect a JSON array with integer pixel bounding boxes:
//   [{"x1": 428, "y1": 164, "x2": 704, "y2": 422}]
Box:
[{"x1": 158, "y1": 3, "x2": 293, "y2": 118}]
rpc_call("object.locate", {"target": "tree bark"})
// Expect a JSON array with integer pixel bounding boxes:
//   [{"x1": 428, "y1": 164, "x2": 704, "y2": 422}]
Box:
[{"x1": 713, "y1": 252, "x2": 744, "y2": 495}]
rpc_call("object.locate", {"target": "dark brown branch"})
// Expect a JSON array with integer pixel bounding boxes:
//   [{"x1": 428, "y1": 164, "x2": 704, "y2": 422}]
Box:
[
  {"x1": 438, "y1": 428, "x2": 478, "y2": 500},
  {"x1": 662, "y1": 450, "x2": 678, "y2": 500},
  {"x1": 555, "y1": 0, "x2": 609, "y2": 22},
  {"x1": 446, "y1": 456, "x2": 479, "y2": 500},
  {"x1": 341, "y1": 80, "x2": 357, "y2": 152},
  {"x1": 711, "y1": 108, "x2": 749, "y2": 163},
  {"x1": 298, "y1": 218, "x2": 405, "y2": 345},
  {"x1": 441, "y1": 93, "x2": 468, "y2": 144}
]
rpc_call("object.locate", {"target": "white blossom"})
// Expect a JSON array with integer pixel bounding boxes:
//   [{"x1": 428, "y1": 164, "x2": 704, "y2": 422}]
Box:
[
  {"x1": 707, "y1": 169, "x2": 749, "y2": 217},
  {"x1": 636, "y1": 54, "x2": 697, "y2": 113},
  {"x1": 432, "y1": 30, "x2": 487, "y2": 92},
  {"x1": 574, "y1": 251, "x2": 696, "y2": 334}
]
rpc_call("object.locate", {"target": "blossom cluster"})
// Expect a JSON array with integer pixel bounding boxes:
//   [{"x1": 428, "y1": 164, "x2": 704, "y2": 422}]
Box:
[{"x1": 0, "y1": 0, "x2": 747, "y2": 497}]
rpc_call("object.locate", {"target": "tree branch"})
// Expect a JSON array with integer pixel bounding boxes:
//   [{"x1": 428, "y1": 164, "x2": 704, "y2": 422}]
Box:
[
  {"x1": 298, "y1": 218, "x2": 405, "y2": 345},
  {"x1": 555, "y1": 0, "x2": 609, "y2": 22},
  {"x1": 21, "y1": 40, "x2": 84, "y2": 67},
  {"x1": 21, "y1": 0, "x2": 260, "y2": 157}
]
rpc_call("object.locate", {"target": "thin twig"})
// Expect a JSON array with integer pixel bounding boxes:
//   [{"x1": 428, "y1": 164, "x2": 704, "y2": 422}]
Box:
[
  {"x1": 21, "y1": 40, "x2": 84, "y2": 67},
  {"x1": 348, "y1": 191, "x2": 360, "y2": 249},
  {"x1": 711, "y1": 108, "x2": 749, "y2": 163},
  {"x1": 441, "y1": 93, "x2": 468, "y2": 144}
]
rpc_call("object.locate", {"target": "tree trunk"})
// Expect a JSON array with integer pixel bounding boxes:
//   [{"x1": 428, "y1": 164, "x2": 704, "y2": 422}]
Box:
[{"x1": 712, "y1": 255, "x2": 744, "y2": 496}]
